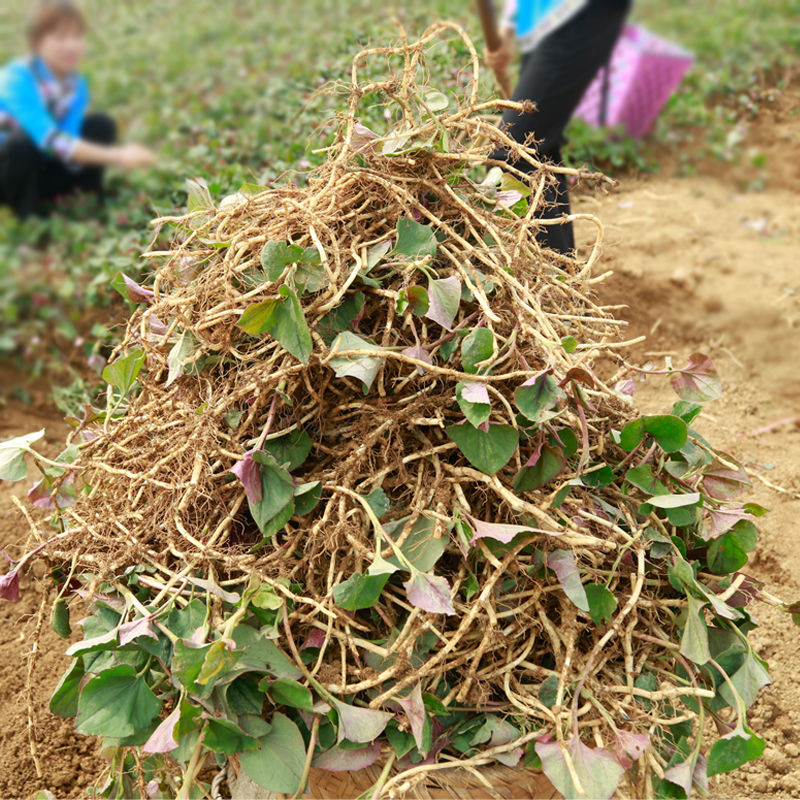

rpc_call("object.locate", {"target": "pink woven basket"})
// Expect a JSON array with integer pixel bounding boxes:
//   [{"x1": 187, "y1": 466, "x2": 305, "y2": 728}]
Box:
[{"x1": 574, "y1": 23, "x2": 693, "y2": 138}]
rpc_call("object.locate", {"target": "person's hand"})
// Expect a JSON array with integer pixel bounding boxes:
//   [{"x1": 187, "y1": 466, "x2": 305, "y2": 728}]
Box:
[
  {"x1": 113, "y1": 143, "x2": 158, "y2": 170},
  {"x1": 485, "y1": 29, "x2": 515, "y2": 74}
]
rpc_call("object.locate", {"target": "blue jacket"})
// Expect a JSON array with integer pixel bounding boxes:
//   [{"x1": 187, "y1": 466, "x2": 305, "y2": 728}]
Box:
[
  {"x1": 0, "y1": 56, "x2": 88, "y2": 161},
  {"x1": 503, "y1": 0, "x2": 589, "y2": 52}
]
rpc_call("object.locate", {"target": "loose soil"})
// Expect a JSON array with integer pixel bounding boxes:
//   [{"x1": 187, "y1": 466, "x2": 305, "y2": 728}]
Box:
[{"x1": 1, "y1": 83, "x2": 798, "y2": 799}]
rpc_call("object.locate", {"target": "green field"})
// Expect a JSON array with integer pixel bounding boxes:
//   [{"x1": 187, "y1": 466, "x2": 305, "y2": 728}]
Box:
[{"x1": 0, "y1": 0, "x2": 798, "y2": 403}]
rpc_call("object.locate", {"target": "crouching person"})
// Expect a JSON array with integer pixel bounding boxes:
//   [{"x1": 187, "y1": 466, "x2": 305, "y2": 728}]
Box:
[{"x1": 0, "y1": 0, "x2": 157, "y2": 218}]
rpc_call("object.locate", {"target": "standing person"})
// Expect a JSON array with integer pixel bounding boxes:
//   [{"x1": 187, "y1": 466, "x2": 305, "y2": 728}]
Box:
[
  {"x1": 486, "y1": 0, "x2": 631, "y2": 255},
  {"x1": 0, "y1": 0, "x2": 157, "y2": 219}
]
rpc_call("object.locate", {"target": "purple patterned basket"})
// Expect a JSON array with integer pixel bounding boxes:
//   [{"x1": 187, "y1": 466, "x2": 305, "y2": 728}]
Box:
[{"x1": 574, "y1": 23, "x2": 694, "y2": 139}]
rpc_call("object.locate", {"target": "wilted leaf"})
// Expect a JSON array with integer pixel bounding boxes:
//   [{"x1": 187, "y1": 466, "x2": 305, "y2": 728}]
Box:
[
  {"x1": 118, "y1": 616, "x2": 157, "y2": 647},
  {"x1": 143, "y1": 705, "x2": 181, "y2": 754},
  {"x1": 422, "y1": 90, "x2": 449, "y2": 111},
  {"x1": 0, "y1": 429, "x2": 44, "y2": 482},
  {"x1": 119, "y1": 273, "x2": 154, "y2": 304},
  {"x1": 671, "y1": 353, "x2": 722, "y2": 403},
  {"x1": 384, "y1": 515, "x2": 446, "y2": 572},
  {"x1": 456, "y1": 381, "x2": 491, "y2": 428},
  {"x1": 426, "y1": 276, "x2": 461, "y2": 330},
  {"x1": 230, "y1": 450, "x2": 262, "y2": 503},
  {"x1": 165, "y1": 332, "x2": 195, "y2": 388},
  {"x1": 702, "y1": 462, "x2": 750, "y2": 500},
  {"x1": 680, "y1": 594, "x2": 711, "y2": 665},
  {"x1": 329, "y1": 332, "x2": 384, "y2": 390},
  {"x1": 403, "y1": 571, "x2": 456, "y2": 615},
  {"x1": 547, "y1": 550, "x2": 590, "y2": 612},
  {"x1": 536, "y1": 737, "x2": 624, "y2": 800},
  {"x1": 719, "y1": 652, "x2": 771, "y2": 708},
  {"x1": 464, "y1": 512, "x2": 554, "y2": 546},
  {"x1": 331, "y1": 699, "x2": 393, "y2": 744},
  {"x1": 402, "y1": 343, "x2": 432, "y2": 375},
  {"x1": 350, "y1": 122, "x2": 378, "y2": 153},
  {"x1": 396, "y1": 684, "x2": 429, "y2": 753},
  {"x1": 312, "y1": 742, "x2": 382, "y2": 772},
  {"x1": 615, "y1": 730, "x2": 649, "y2": 769},
  {"x1": 0, "y1": 568, "x2": 21, "y2": 602}
]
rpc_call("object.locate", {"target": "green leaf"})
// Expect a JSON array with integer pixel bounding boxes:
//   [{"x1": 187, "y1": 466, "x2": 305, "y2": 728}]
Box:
[
  {"x1": 407, "y1": 285, "x2": 429, "y2": 316},
  {"x1": 76, "y1": 665, "x2": 160, "y2": 738},
  {"x1": 262, "y1": 430, "x2": 313, "y2": 471},
  {"x1": 329, "y1": 332, "x2": 384, "y2": 390},
  {"x1": 680, "y1": 595, "x2": 711, "y2": 665},
  {"x1": 514, "y1": 446, "x2": 564, "y2": 492},
  {"x1": 719, "y1": 652, "x2": 771, "y2": 708},
  {"x1": 707, "y1": 733, "x2": 766, "y2": 777},
  {"x1": 333, "y1": 572, "x2": 390, "y2": 610},
  {"x1": 366, "y1": 488, "x2": 390, "y2": 517},
  {"x1": 237, "y1": 300, "x2": 280, "y2": 334},
  {"x1": 259, "y1": 678, "x2": 314, "y2": 711},
  {"x1": 461, "y1": 328, "x2": 494, "y2": 374},
  {"x1": 272, "y1": 286, "x2": 313, "y2": 363},
  {"x1": 585, "y1": 584, "x2": 617, "y2": 626},
  {"x1": 261, "y1": 241, "x2": 303, "y2": 282},
  {"x1": 560, "y1": 336, "x2": 578, "y2": 353},
  {"x1": 395, "y1": 218, "x2": 437, "y2": 260},
  {"x1": 707, "y1": 521, "x2": 756, "y2": 575},
  {"x1": 204, "y1": 718, "x2": 260, "y2": 755},
  {"x1": 239, "y1": 713, "x2": 306, "y2": 795},
  {"x1": 294, "y1": 481, "x2": 322, "y2": 516},
  {"x1": 197, "y1": 640, "x2": 235, "y2": 686},
  {"x1": 51, "y1": 599, "x2": 71, "y2": 638},
  {"x1": 172, "y1": 640, "x2": 212, "y2": 690},
  {"x1": 384, "y1": 515, "x2": 447, "y2": 572},
  {"x1": 50, "y1": 658, "x2": 84, "y2": 717},
  {"x1": 446, "y1": 422, "x2": 518, "y2": 476},
  {"x1": 455, "y1": 381, "x2": 491, "y2": 428},
  {"x1": 547, "y1": 550, "x2": 590, "y2": 612},
  {"x1": 0, "y1": 429, "x2": 44, "y2": 481},
  {"x1": 515, "y1": 373, "x2": 565, "y2": 423},
  {"x1": 620, "y1": 416, "x2": 688, "y2": 453},
  {"x1": 538, "y1": 674, "x2": 559, "y2": 708},
  {"x1": 249, "y1": 453, "x2": 294, "y2": 535},
  {"x1": 625, "y1": 464, "x2": 669, "y2": 496},
  {"x1": 422, "y1": 90, "x2": 449, "y2": 111},
  {"x1": 102, "y1": 349, "x2": 145, "y2": 395}
]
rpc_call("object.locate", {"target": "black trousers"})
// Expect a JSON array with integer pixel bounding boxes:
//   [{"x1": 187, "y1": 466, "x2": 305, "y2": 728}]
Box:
[
  {"x1": 495, "y1": 0, "x2": 631, "y2": 255},
  {"x1": 0, "y1": 112, "x2": 116, "y2": 219}
]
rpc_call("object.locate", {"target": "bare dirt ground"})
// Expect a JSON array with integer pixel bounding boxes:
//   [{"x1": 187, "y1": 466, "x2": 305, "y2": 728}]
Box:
[{"x1": 1, "y1": 85, "x2": 797, "y2": 799}]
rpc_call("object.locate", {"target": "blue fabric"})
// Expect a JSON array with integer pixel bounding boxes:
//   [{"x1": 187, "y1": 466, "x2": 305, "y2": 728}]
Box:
[
  {"x1": 0, "y1": 56, "x2": 88, "y2": 159},
  {"x1": 515, "y1": 0, "x2": 562, "y2": 37}
]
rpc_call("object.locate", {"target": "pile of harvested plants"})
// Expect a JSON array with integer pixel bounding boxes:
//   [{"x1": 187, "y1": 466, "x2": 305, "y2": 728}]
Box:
[{"x1": 1, "y1": 23, "x2": 786, "y2": 800}]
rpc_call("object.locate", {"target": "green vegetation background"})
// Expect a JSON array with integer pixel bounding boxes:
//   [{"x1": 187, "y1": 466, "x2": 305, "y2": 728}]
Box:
[{"x1": 0, "y1": 0, "x2": 797, "y2": 405}]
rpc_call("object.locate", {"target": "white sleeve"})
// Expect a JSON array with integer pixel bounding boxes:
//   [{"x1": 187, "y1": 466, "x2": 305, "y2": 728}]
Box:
[{"x1": 501, "y1": 0, "x2": 517, "y2": 31}]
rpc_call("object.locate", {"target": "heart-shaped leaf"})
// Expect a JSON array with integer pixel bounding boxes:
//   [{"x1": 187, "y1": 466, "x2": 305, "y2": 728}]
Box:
[{"x1": 446, "y1": 422, "x2": 518, "y2": 475}]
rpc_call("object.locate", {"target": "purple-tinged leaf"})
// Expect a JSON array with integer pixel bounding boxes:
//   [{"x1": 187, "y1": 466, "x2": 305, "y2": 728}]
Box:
[
  {"x1": 65, "y1": 628, "x2": 118, "y2": 656},
  {"x1": 122, "y1": 274, "x2": 155, "y2": 304},
  {"x1": 350, "y1": 122, "x2": 379, "y2": 153},
  {"x1": 28, "y1": 475, "x2": 76, "y2": 510},
  {"x1": 402, "y1": 344, "x2": 432, "y2": 375},
  {"x1": 330, "y1": 698, "x2": 393, "y2": 744},
  {"x1": 703, "y1": 462, "x2": 750, "y2": 500},
  {"x1": 230, "y1": 450, "x2": 262, "y2": 503},
  {"x1": 496, "y1": 189, "x2": 522, "y2": 208},
  {"x1": 301, "y1": 628, "x2": 326, "y2": 650},
  {"x1": 671, "y1": 353, "x2": 722, "y2": 403},
  {"x1": 146, "y1": 780, "x2": 160, "y2": 798},
  {"x1": 547, "y1": 550, "x2": 590, "y2": 612},
  {"x1": 723, "y1": 572, "x2": 761, "y2": 608},
  {"x1": 664, "y1": 749, "x2": 706, "y2": 796},
  {"x1": 464, "y1": 512, "x2": 556, "y2": 546},
  {"x1": 142, "y1": 705, "x2": 181, "y2": 754},
  {"x1": 404, "y1": 571, "x2": 456, "y2": 615},
  {"x1": 615, "y1": 378, "x2": 635, "y2": 397},
  {"x1": 147, "y1": 315, "x2": 167, "y2": 336},
  {"x1": 536, "y1": 737, "x2": 625, "y2": 800},
  {"x1": 425, "y1": 276, "x2": 461, "y2": 331},
  {"x1": 615, "y1": 730, "x2": 650, "y2": 769},
  {"x1": 471, "y1": 715, "x2": 523, "y2": 767},
  {"x1": 460, "y1": 381, "x2": 490, "y2": 406},
  {"x1": 0, "y1": 568, "x2": 20, "y2": 602},
  {"x1": 312, "y1": 741, "x2": 382, "y2": 771},
  {"x1": 704, "y1": 505, "x2": 754, "y2": 541},
  {"x1": 118, "y1": 617, "x2": 158, "y2": 647},
  {"x1": 396, "y1": 684, "x2": 427, "y2": 752}
]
